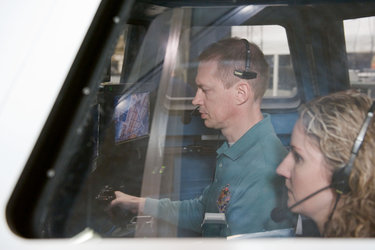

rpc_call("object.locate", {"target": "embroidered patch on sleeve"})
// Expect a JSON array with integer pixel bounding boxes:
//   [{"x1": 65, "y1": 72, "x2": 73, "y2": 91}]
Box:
[{"x1": 217, "y1": 184, "x2": 231, "y2": 213}]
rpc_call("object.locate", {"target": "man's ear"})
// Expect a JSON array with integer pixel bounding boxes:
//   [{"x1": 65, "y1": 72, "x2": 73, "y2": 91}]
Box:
[{"x1": 234, "y1": 81, "x2": 253, "y2": 105}]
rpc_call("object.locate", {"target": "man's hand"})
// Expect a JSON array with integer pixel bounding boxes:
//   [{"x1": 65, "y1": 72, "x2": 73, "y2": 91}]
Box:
[{"x1": 109, "y1": 191, "x2": 146, "y2": 214}]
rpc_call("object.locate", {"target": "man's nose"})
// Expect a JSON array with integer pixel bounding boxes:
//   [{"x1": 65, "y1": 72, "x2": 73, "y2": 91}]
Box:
[
  {"x1": 276, "y1": 152, "x2": 293, "y2": 179},
  {"x1": 192, "y1": 89, "x2": 202, "y2": 106}
]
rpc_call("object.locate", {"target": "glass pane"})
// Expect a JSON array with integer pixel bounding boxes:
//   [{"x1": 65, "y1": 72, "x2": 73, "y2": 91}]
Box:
[
  {"x1": 86, "y1": 7, "x2": 294, "y2": 238},
  {"x1": 344, "y1": 16, "x2": 375, "y2": 99},
  {"x1": 13, "y1": 5, "x2": 296, "y2": 239},
  {"x1": 7, "y1": 1, "x2": 375, "y2": 242},
  {"x1": 67, "y1": 8, "x2": 227, "y2": 238}
]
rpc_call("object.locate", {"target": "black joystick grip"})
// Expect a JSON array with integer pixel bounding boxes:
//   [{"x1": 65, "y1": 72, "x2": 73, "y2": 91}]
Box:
[{"x1": 95, "y1": 185, "x2": 116, "y2": 204}]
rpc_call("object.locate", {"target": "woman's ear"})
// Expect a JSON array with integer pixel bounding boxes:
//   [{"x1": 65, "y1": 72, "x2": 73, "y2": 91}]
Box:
[{"x1": 234, "y1": 81, "x2": 253, "y2": 105}]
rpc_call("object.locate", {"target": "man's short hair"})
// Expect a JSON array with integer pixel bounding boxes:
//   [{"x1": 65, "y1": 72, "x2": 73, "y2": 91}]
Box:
[{"x1": 198, "y1": 37, "x2": 269, "y2": 101}]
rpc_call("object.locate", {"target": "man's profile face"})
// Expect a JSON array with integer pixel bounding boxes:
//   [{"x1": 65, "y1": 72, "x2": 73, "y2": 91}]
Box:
[{"x1": 192, "y1": 60, "x2": 236, "y2": 130}]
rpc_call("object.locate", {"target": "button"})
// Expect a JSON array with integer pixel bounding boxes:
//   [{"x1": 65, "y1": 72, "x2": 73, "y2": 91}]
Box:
[
  {"x1": 215, "y1": 178, "x2": 218, "y2": 183},
  {"x1": 219, "y1": 163, "x2": 223, "y2": 168}
]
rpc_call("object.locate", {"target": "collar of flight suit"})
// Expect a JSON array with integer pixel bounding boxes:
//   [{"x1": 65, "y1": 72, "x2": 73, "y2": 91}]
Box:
[{"x1": 216, "y1": 113, "x2": 275, "y2": 161}]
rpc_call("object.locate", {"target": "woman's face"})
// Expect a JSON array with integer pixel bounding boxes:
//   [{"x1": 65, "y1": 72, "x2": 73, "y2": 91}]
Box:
[{"x1": 276, "y1": 119, "x2": 335, "y2": 226}]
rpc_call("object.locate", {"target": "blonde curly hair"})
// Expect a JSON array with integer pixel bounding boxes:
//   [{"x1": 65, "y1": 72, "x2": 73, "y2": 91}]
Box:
[{"x1": 299, "y1": 90, "x2": 375, "y2": 237}]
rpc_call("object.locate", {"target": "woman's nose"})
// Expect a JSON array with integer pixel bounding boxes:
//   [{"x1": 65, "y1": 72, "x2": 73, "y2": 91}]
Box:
[{"x1": 276, "y1": 152, "x2": 293, "y2": 179}]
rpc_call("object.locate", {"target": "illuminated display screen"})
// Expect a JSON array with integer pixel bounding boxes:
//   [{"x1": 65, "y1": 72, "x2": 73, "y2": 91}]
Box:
[{"x1": 114, "y1": 92, "x2": 150, "y2": 143}]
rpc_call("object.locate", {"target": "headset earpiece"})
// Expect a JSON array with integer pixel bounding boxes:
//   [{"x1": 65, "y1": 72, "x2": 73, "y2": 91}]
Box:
[
  {"x1": 331, "y1": 101, "x2": 375, "y2": 194},
  {"x1": 233, "y1": 39, "x2": 257, "y2": 80},
  {"x1": 331, "y1": 164, "x2": 352, "y2": 194}
]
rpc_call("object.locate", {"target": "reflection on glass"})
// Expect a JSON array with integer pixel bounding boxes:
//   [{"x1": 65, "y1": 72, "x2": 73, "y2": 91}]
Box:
[{"x1": 345, "y1": 17, "x2": 375, "y2": 99}]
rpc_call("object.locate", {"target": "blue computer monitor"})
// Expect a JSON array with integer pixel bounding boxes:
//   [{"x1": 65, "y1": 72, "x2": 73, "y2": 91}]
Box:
[{"x1": 113, "y1": 91, "x2": 150, "y2": 144}]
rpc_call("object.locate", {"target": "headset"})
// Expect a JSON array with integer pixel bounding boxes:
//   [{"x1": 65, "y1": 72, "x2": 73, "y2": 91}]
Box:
[
  {"x1": 331, "y1": 101, "x2": 375, "y2": 194},
  {"x1": 233, "y1": 39, "x2": 257, "y2": 80}
]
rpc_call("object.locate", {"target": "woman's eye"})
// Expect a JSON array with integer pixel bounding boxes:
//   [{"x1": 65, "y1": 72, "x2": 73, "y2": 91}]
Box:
[{"x1": 292, "y1": 151, "x2": 302, "y2": 163}]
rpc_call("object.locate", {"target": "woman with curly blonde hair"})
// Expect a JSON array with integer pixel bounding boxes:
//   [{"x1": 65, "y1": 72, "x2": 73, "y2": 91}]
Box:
[{"x1": 276, "y1": 90, "x2": 375, "y2": 237}]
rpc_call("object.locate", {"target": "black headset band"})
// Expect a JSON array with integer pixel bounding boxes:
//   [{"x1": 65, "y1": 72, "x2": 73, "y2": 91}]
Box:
[
  {"x1": 233, "y1": 39, "x2": 257, "y2": 80},
  {"x1": 352, "y1": 102, "x2": 375, "y2": 154},
  {"x1": 332, "y1": 101, "x2": 375, "y2": 194},
  {"x1": 346, "y1": 101, "x2": 375, "y2": 173},
  {"x1": 242, "y1": 39, "x2": 251, "y2": 72}
]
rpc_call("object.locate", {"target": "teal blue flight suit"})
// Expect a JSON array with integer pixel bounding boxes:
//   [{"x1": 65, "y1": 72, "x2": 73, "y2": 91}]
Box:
[{"x1": 143, "y1": 114, "x2": 292, "y2": 236}]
